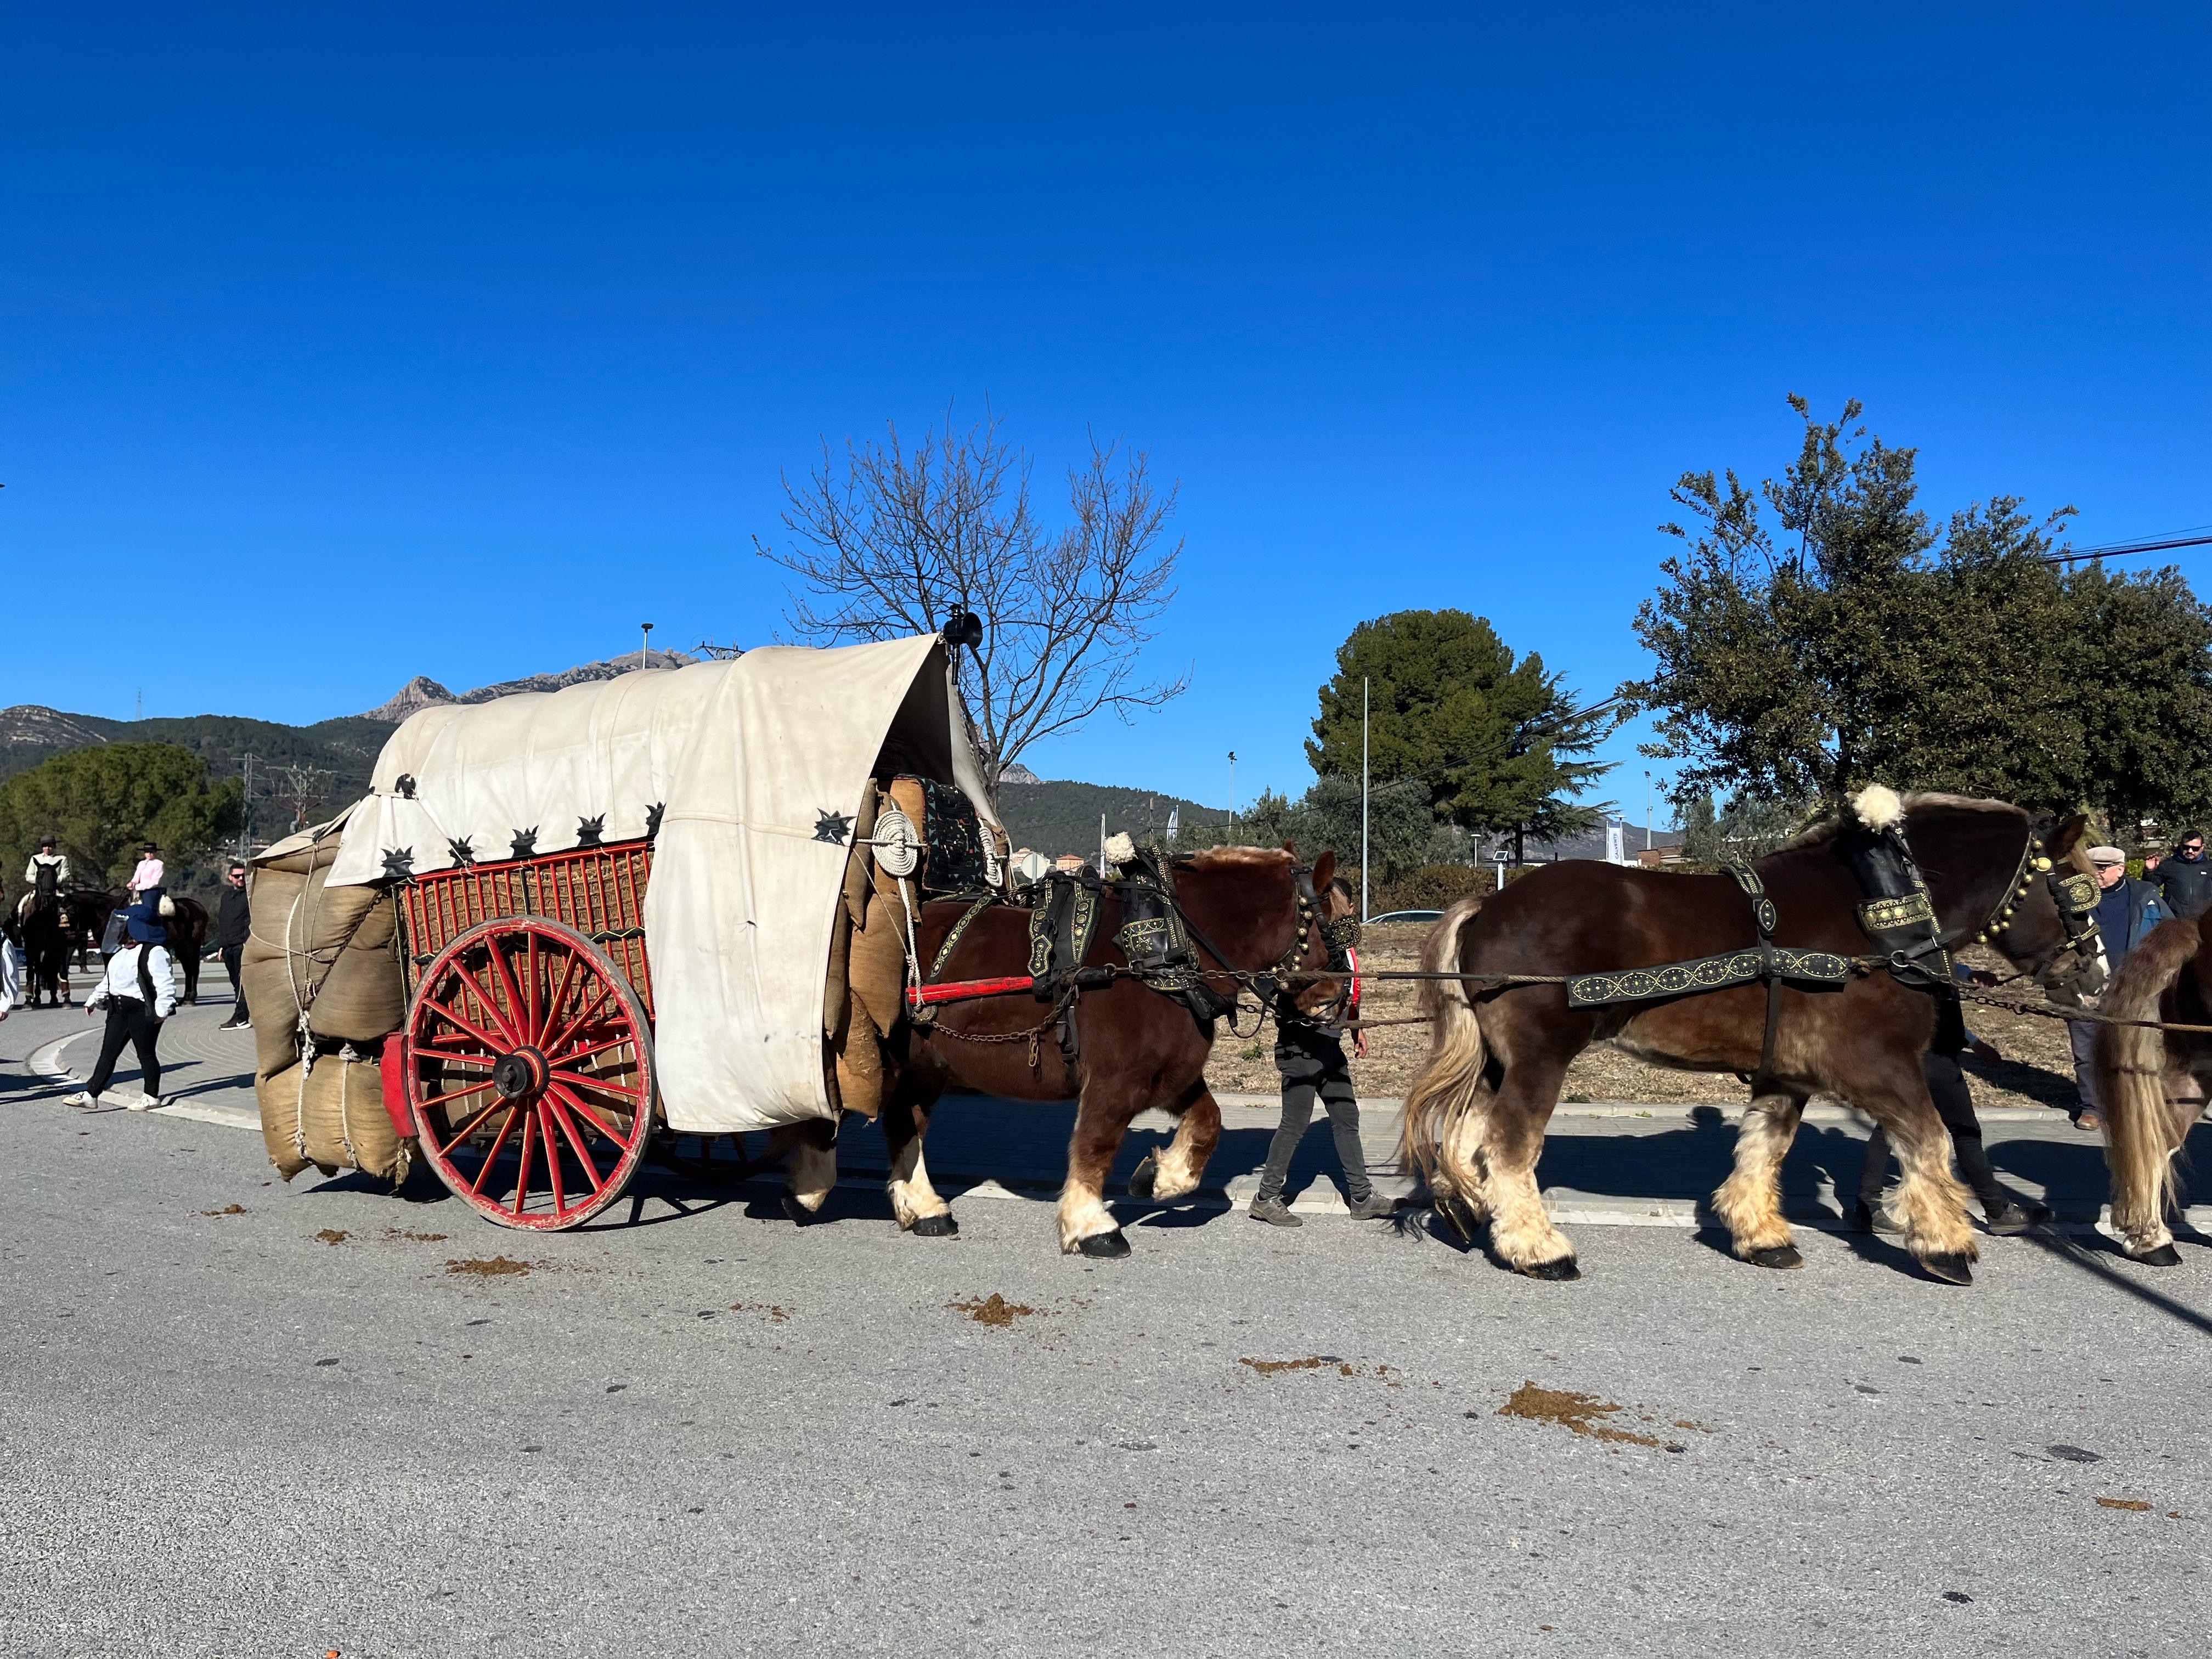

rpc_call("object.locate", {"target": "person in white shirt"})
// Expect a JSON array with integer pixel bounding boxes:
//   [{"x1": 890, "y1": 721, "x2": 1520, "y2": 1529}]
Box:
[
  {"x1": 63, "y1": 901, "x2": 177, "y2": 1110},
  {"x1": 24, "y1": 834, "x2": 70, "y2": 889},
  {"x1": 0, "y1": 920, "x2": 19, "y2": 1019}
]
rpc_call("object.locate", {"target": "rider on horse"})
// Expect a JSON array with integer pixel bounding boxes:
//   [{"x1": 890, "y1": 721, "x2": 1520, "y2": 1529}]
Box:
[{"x1": 25, "y1": 834, "x2": 69, "y2": 896}]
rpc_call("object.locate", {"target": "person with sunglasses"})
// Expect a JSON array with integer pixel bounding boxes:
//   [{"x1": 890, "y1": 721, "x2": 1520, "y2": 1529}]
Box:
[
  {"x1": 216, "y1": 862, "x2": 253, "y2": 1030},
  {"x1": 2148, "y1": 829, "x2": 2212, "y2": 921}
]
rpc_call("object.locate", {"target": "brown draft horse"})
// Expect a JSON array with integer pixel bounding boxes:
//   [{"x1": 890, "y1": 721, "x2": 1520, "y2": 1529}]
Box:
[
  {"x1": 826, "y1": 846, "x2": 1350, "y2": 1256},
  {"x1": 2092, "y1": 919, "x2": 2212, "y2": 1266},
  {"x1": 1402, "y1": 792, "x2": 2098, "y2": 1284}
]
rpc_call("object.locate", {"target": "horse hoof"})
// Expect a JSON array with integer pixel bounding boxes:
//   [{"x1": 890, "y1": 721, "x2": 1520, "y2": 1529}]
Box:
[
  {"x1": 1521, "y1": 1256, "x2": 1580, "y2": 1282},
  {"x1": 1076, "y1": 1228, "x2": 1131, "y2": 1259},
  {"x1": 781, "y1": 1193, "x2": 825, "y2": 1227},
  {"x1": 910, "y1": 1212, "x2": 958, "y2": 1238},
  {"x1": 2133, "y1": 1243, "x2": 2183, "y2": 1267},
  {"x1": 1746, "y1": 1244, "x2": 1803, "y2": 1271},
  {"x1": 1127, "y1": 1154, "x2": 1158, "y2": 1199},
  {"x1": 1920, "y1": 1252, "x2": 1974, "y2": 1285}
]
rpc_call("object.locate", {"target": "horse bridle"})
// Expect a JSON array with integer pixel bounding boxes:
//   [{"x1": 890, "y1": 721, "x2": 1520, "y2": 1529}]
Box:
[
  {"x1": 1963, "y1": 828, "x2": 2106, "y2": 1002},
  {"x1": 1109, "y1": 849, "x2": 1353, "y2": 1028}
]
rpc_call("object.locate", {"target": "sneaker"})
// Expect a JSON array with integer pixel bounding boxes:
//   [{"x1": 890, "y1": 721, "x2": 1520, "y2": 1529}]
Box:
[
  {"x1": 63, "y1": 1090, "x2": 97, "y2": 1109},
  {"x1": 1347, "y1": 1192, "x2": 1397, "y2": 1220},
  {"x1": 217, "y1": 1017, "x2": 247, "y2": 1031},
  {"x1": 1248, "y1": 1195, "x2": 1302, "y2": 1228},
  {"x1": 1984, "y1": 1201, "x2": 2052, "y2": 1235},
  {"x1": 126, "y1": 1094, "x2": 163, "y2": 1112},
  {"x1": 1852, "y1": 1199, "x2": 1903, "y2": 1235}
]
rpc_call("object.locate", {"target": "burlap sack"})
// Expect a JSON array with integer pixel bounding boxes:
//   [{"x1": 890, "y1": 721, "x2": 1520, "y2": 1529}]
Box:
[
  {"x1": 255, "y1": 1043, "x2": 407, "y2": 1183},
  {"x1": 245, "y1": 829, "x2": 405, "y2": 1051},
  {"x1": 821, "y1": 781, "x2": 914, "y2": 1121}
]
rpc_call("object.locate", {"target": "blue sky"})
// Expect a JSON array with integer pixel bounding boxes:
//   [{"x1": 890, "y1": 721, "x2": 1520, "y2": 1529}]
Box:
[{"x1": 5, "y1": 4, "x2": 2205, "y2": 824}]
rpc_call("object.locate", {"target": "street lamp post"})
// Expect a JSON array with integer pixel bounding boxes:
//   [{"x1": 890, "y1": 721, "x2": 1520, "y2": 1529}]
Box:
[
  {"x1": 640, "y1": 622, "x2": 654, "y2": 671},
  {"x1": 1227, "y1": 752, "x2": 1237, "y2": 837},
  {"x1": 1361, "y1": 676, "x2": 1370, "y2": 922}
]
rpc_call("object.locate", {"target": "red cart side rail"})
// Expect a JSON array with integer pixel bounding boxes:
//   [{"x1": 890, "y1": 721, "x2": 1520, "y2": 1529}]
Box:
[{"x1": 395, "y1": 840, "x2": 657, "y2": 1018}]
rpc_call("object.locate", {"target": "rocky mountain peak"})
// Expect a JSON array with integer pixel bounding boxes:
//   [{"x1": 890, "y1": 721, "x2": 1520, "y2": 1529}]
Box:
[{"x1": 359, "y1": 650, "x2": 697, "y2": 723}]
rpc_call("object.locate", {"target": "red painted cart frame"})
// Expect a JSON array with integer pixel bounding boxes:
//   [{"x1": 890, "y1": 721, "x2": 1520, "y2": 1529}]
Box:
[{"x1": 387, "y1": 840, "x2": 661, "y2": 1231}]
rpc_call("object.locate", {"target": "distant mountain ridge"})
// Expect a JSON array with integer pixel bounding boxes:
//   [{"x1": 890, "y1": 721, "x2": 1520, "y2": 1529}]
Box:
[
  {"x1": 1, "y1": 657, "x2": 1671, "y2": 862},
  {"x1": 360, "y1": 648, "x2": 698, "y2": 722}
]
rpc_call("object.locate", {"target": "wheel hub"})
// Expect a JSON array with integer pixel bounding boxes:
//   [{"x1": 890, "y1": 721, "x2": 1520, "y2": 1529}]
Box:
[{"x1": 492, "y1": 1046, "x2": 551, "y2": 1100}]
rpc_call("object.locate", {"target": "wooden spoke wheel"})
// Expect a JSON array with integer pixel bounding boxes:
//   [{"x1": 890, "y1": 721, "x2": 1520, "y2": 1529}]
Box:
[{"x1": 405, "y1": 917, "x2": 656, "y2": 1231}]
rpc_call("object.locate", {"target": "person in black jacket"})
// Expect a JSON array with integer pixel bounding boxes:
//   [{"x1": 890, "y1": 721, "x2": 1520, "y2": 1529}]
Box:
[
  {"x1": 216, "y1": 861, "x2": 253, "y2": 1030},
  {"x1": 2148, "y1": 829, "x2": 2212, "y2": 921}
]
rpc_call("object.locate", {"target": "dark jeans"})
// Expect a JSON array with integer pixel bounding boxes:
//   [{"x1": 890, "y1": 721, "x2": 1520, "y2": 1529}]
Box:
[
  {"x1": 85, "y1": 997, "x2": 163, "y2": 1098},
  {"x1": 1860, "y1": 1051, "x2": 2008, "y2": 1214},
  {"x1": 221, "y1": 944, "x2": 247, "y2": 1019},
  {"x1": 2067, "y1": 1020, "x2": 2098, "y2": 1115},
  {"x1": 1258, "y1": 1025, "x2": 1370, "y2": 1203}
]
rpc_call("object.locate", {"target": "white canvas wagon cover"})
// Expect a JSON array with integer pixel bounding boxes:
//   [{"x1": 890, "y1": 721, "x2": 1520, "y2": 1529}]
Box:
[{"x1": 326, "y1": 634, "x2": 999, "y2": 1134}]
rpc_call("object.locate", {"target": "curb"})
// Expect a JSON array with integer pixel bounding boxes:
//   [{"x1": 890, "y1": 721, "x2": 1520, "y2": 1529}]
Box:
[{"x1": 27, "y1": 1028, "x2": 260, "y2": 1132}]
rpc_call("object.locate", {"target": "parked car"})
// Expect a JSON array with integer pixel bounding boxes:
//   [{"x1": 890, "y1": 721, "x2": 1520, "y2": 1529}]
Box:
[{"x1": 1367, "y1": 909, "x2": 1445, "y2": 924}]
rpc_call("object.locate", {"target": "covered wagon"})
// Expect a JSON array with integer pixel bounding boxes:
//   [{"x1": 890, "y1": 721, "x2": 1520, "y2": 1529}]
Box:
[{"x1": 244, "y1": 631, "x2": 1008, "y2": 1229}]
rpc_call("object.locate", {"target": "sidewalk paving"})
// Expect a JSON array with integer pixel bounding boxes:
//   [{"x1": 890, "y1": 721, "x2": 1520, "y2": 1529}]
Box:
[{"x1": 9, "y1": 996, "x2": 2206, "y2": 1230}]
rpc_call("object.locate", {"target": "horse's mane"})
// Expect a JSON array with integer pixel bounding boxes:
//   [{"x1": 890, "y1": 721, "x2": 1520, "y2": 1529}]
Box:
[
  {"x1": 1170, "y1": 845, "x2": 1294, "y2": 873},
  {"x1": 1774, "y1": 791, "x2": 2025, "y2": 855}
]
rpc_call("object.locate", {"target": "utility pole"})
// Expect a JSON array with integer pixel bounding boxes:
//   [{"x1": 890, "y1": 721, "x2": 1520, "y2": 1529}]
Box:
[
  {"x1": 1227, "y1": 752, "x2": 1237, "y2": 837},
  {"x1": 1361, "y1": 676, "x2": 1370, "y2": 922},
  {"x1": 640, "y1": 622, "x2": 654, "y2": 671},
  {"x1": 274, "y1": 765, "x2": 334, "y2": 835},
  {"x1": 239, "y1": 753, "x2": 258, "y2": 864},
  {"x1": 1644, "y1": 770, "x2": 1652, "y2": 852}
]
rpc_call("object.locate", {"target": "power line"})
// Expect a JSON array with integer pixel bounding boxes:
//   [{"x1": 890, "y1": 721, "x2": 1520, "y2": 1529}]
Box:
[{"x1": 2040, "y1": 532, "x2": 2212, "y2": 566}]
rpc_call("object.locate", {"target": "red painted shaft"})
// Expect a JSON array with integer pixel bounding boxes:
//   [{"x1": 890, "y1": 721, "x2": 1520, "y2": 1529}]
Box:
[{"x1": 906, "y1": 975, "x2": 1036, "y2": 1008}]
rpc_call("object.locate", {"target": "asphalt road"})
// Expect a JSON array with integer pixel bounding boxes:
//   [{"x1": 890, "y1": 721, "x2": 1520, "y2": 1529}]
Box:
[{"x1": 3, "y1": 1000, "x2": 2208, "y2": 1658}]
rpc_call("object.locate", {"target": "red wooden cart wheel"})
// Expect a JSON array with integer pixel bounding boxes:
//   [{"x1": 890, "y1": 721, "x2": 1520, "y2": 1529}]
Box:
[{"x1": 404, "y1": 917, "x2": 656, "y2": 1231}]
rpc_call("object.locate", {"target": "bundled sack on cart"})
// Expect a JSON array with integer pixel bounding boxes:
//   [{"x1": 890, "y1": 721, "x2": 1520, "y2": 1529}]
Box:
[
  {"x1": 256, "y1": 1039, "x2": 405, "y2": 1183},
  {"x1": 242, "y1": 817, "x2": 409, "y2": 1181},
  {"x1": 822, "y1": 775, "x2": 1006, "y2": 1120}
]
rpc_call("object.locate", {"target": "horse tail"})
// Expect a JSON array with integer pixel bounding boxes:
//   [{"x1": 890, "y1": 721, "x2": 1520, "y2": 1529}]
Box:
[
  {"x1": 1398, "y1": 894, "x2": 1491, "y2": 1194},
  {"x1": 2094, "y1": 915, "x2": 2202, "y2": 1259}
]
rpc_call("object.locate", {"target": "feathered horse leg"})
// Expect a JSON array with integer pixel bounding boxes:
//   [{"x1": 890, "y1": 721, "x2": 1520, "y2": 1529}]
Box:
[
  {"x1": 1712, "y1": 1091, "x2": 1809, "y2": 1268},
  {"x1": 2096, "y1": 915, "x2": 2207, "y2": 1265}
]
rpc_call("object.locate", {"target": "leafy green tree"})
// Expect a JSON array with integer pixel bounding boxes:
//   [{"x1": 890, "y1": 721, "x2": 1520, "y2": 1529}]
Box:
[
  {"x1": 1307, "y1": 610, "x2": 1613, "y2": 851},
  {"x1": 1678, "y1": 790, "x2": 1720, "y2": 866},
  {"x1": 0, "y1": 744, "x2": 242, "y2": 889},
  {"x1": 1624, "y1": 396, "x2": 2101, "y2": 812},
  {"x1": 2068, "y1": 563, "x2": 2212, "y2": 837}
]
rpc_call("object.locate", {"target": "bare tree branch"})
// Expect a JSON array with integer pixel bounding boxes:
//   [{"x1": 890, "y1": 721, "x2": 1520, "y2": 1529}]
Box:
[{"x1": 757, "y1": 408, "x2": 1187, "y2": 795}]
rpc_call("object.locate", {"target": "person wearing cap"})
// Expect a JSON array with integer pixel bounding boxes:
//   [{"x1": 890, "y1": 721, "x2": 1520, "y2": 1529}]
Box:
[
  {"x1": 127, "y1": 842, "x2": 165, "y2": 908},
  {"x1": 216, "y1": 860, "x2": 253, "y2": 1030},
  {"x1": 63, "y1": 899, "x2": 178, "y2": 1111},
  {"x1": 24, "y1": 833, "x2": 70, "y2": 889},
  {"x1": 2066, "y1": 845, "x2": 2164, "y2": 1132}
]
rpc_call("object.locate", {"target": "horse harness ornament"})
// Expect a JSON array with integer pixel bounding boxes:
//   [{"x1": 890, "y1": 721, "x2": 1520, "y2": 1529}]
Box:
[
  {"x1": 912, "y1": 841, "x2": 1349, "y2": 1071},
  {"x1": 1560, "y1": 812, "x2": 2103, "y2": 1093}
]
